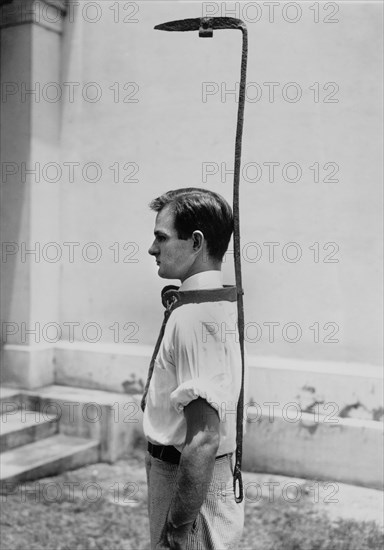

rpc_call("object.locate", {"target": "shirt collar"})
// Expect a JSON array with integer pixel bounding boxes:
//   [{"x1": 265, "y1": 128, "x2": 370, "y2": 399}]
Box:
[{"x1": 179, "y1": 270, "x2": 224, "y2": 291}]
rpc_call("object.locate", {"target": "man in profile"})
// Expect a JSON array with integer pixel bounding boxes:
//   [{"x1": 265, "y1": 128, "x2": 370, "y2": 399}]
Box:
[{"x1": 142, "y1": 188, "x2": 244, "y2": 549}]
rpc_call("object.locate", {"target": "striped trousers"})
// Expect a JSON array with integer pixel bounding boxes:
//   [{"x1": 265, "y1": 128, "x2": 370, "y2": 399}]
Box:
[{"x1": 145, "y1": 451, "x2": 244, "y2": 550}]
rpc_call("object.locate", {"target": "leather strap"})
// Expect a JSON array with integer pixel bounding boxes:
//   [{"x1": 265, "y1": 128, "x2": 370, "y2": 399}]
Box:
[
  {"x1": 141, "y1": 285, "x2": 237, "y2": 413},
  {"x1": 162, "y1": 285, "x2": 237, "y2": 309}
]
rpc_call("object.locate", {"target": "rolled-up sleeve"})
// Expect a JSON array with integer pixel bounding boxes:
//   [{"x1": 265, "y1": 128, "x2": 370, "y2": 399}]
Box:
[{"x1": 169, "y1": 314, "x2": 236, "y2": 421}]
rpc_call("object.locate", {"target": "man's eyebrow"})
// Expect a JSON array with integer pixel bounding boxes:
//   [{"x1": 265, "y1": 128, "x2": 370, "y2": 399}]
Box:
[{"x1": 154, "y1": 230, "x2": 169, "y2": 237}]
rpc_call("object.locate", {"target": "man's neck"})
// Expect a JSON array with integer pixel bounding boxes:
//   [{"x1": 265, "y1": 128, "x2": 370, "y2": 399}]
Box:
[{"x1": 180, "y1": 259, "x2": 222, "y2": 284}]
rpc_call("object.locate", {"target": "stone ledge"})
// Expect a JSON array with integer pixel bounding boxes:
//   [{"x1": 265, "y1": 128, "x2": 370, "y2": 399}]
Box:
[{"x1": 243, "y1": 407, "x2": 383, "y2": 490}]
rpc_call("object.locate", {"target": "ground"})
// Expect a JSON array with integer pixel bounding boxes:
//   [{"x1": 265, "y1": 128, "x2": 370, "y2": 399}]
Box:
[{"x1": 1, "y1": 450, "x2": 383, "y2": 550}]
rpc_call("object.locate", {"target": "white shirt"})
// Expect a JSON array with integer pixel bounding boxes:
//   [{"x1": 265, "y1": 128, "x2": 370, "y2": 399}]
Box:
[{"x1": 143, "y1": 271, "x2": 242, "y2": 455}]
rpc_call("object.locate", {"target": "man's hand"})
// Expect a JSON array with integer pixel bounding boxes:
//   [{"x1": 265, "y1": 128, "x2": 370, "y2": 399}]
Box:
[
  {"x1": 155, "y1": 521, "x2": 191, "y2": 549},
  {"x1": 167, "y1": 522, "x2": 192, "y2": 550}
]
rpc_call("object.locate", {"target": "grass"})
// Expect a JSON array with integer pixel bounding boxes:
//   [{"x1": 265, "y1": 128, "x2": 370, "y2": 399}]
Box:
[
  {"x1": 241, "y1": 501, "x2": 383, "y2": 550},
  {"x1": 1, "y1": 454, "x2": 383, "y2": 550}
]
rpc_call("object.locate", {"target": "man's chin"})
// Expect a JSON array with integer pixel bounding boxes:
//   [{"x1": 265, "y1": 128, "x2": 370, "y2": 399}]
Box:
[
  {"x1": 157, "y1": 265, "x2": 166, "y2": 278},
  {"x1": 158, "y1": 271, "x2": 173, "y2": 279},
  {"x1": 157, "y1": 266, "x2": 179, "y2": 280}
]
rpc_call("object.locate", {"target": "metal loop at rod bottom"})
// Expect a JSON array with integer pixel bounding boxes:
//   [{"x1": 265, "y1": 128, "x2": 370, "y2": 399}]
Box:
[{"x1": 233, "y1": 468, "x2": 244, "y2": 503}]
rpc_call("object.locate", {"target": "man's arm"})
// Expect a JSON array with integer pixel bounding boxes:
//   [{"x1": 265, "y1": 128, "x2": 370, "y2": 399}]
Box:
[{"x1": 166, "y1": 397, "x2": 220, "y2": 548}]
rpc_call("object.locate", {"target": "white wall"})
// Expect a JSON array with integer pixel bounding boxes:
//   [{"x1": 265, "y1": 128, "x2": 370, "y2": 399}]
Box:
[{"x1": 9, "y1": 1, "x2": 382, "y2": 366}]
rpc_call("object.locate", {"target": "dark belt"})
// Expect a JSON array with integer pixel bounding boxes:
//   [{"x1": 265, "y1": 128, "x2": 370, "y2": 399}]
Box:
[{"x1": 147, "y1": 442, "x2": 231, "y2": 464}]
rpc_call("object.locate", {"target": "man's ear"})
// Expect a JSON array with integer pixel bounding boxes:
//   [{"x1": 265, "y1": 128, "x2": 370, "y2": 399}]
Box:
[{"x1": 192, "y1": 230, "x2": 204, "y2": 253}]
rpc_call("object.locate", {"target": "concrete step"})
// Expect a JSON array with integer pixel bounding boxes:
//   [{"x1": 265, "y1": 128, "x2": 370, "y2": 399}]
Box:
[
  {"x1": 22, "y1": 385, "x2": 143, "y2": 462},
  {"x1": 0, "y1": 411, "x2": 58, "y2": 453},
  {"x1": 0, "y1": 433, "x2": 100, "y2": 492},
  {"x1": 0, "y1": 387, "x2": 23, "y2": 415}
]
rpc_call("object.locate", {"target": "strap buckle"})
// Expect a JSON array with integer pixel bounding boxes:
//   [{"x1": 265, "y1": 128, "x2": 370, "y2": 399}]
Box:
[
  {"x1": 165, "y1": 294, "x2": 178, "y2": 311},
  {"x1": 161, "y1": 286, "x2": 180, "y2": 310}
]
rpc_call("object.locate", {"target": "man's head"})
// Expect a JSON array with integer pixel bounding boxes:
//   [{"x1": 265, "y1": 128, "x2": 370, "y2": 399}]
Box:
[{"x1": 148, "y1": 188, "x2": 233, "y2": 281}]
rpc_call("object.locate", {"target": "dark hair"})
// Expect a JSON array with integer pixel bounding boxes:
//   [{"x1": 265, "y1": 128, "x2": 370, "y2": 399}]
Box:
[{"x1": 149, "y1": 188, "x2": 233, "y2": 261}]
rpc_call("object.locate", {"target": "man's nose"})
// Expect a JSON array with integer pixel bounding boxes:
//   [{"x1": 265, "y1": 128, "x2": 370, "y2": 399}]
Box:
[{"x1": 148, "y1": 241, "x2": 157, "y2": 256}]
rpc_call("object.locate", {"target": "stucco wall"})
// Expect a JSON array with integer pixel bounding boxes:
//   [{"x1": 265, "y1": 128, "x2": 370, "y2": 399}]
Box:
[{"x1": 2, "y1": 1, "x2": 382, "y2": 367}]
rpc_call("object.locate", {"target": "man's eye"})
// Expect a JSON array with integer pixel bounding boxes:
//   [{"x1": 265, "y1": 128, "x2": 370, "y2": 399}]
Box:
[{"x1": 157, "y1": 236, "x2": 166, "y2": 242}]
